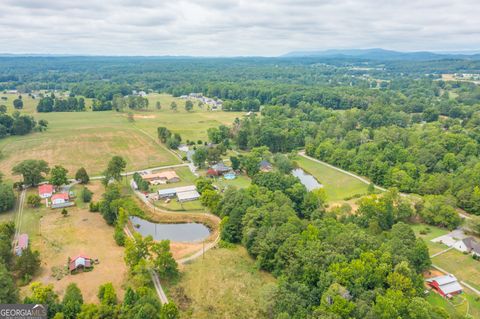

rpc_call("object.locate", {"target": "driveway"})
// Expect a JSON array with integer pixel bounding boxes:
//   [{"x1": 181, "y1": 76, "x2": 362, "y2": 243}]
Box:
[{"x1": 431, "y1": 229, "x2": 468, "y2": 247}]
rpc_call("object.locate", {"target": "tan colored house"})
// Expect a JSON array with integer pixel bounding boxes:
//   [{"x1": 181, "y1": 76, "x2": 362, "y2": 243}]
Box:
[{"x1": 142, "y1": 170, "x2": 180, "y2": 184}]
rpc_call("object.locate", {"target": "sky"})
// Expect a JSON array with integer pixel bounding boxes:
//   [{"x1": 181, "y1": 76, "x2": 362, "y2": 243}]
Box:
[{"x1": 0, "y1": 0, "x2": 479, "y2": 56}]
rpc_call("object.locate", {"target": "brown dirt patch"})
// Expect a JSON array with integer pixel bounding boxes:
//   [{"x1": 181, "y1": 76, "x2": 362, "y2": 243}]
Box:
[
  {"x1": 26, "y1": 207, "x2": 127, "y2": 303},
  {"x1": 133, "y1": 114, "x2": 156, "y2": 119}
]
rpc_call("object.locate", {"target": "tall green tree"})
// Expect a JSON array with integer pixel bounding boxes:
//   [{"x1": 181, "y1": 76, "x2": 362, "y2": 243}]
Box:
[
  {"x1": 75, "y1": 167, "x2": 90, "y2": 184},
  {"x1": 104, "y1": 156, "x2": 127, "y2": 182},
  {"x1": 62, "y1": 283, "x2": 83, "y2": 319},
  {"x1": 50, "y1": 165, "x2": 69, "y2": 187},
  {"x1": 151, "y1": 240, "x2": 178, "y2": 280},
  {"x1": 12, "y1": 159, "x2": 49, "y2": 186}
]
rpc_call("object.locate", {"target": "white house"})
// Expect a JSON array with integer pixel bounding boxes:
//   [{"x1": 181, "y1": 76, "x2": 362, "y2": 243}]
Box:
[{"x1": 453, "y1": 237, "x2": 480, "y2": 257}]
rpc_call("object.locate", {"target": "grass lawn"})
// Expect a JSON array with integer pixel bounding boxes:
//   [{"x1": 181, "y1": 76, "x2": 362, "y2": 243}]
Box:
[
  {"x1": 168, "y1": 246, "x2": 275, "y2": 319},
  {"x1": 411, "y1": 224, "x2": 452, "y2": 255},
  {"x1": 20, "y1": 183, "x2": 127, "y2": 303},
  {"x1": 153, "y1": 199, "x2": 205, "y2": 212},
  {"x1": 213, "y1": 174, "x2": 251, "y2": 190},
  {"x1": 426, "y1": 290, "x2": 480, "y2": 318},
  {"x1": 294, "y1": 155, "x2": 369, "y2": 202}
]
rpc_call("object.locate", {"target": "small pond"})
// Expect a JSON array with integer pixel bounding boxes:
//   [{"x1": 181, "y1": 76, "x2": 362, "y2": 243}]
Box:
[
  {"x1": 291, "y1": 168, "x2": 323, "y2": 191},
  {"x1": 129, "y1": 216, "x2": 210, "y2": 242}
]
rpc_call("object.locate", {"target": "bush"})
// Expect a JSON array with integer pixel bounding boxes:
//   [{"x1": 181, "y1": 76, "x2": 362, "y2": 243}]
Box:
[
  {"x1": 27, "y1": 194, "x2": 42, "y2": 208},
  {"x1": 114, "y1": 227, "x2": 125, "y2": 246},
  {"x1": 81, "y1": 187, "x2": 93, "y2": 203},
  {"x1": 89, "y1": 202, "x2": 99, "y2": 212}
]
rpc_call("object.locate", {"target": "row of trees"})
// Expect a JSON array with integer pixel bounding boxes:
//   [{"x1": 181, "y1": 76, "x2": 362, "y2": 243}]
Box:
[
  {"x1": 24, "y1": 281, "x2": 177, "y2": 319},
  {"x1": 11, "y1": 160, "x2": 90, "y2": 187},
  {"x1": 0, "y1": 111, "x2": 46, "y2": 138},
  {"x1": 37, "y1": 95, "x2": 86, "y2": 112}
]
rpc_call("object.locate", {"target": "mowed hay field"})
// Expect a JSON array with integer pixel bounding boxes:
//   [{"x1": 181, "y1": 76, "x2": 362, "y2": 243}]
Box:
[
  {"x1": 0, "y1": 93, "x2": 243, "y2": 179},
  {"x1": 169, "y1": 246, "x2": 275, "y2": 319},
  {"x1": 0, "y1": 111, "x2": 180, "y2": 178},
  {"x1": 295, "y1": 155, "x2": 369, "y2": 202},
  {"x1": 133, "y1": 93, "x2": 245, "y2": 142}
]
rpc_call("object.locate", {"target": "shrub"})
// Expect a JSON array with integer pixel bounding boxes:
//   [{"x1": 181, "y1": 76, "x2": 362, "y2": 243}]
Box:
[{"x1": 81, "y1": 187, "x2": 93, "y2": 203}]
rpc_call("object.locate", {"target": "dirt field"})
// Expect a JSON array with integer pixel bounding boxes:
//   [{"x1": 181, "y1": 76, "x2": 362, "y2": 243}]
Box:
[{"x1": 26, "y1": 206, "x2": 127, "y2": 303}]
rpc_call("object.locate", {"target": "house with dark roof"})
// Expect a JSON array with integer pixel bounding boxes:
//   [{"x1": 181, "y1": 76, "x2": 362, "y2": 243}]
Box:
[
  {"x1": 259, "y1": 160, "x2": 273, "y2": 172},
  {"x1": 426, "y1": 274, "x2": 463, "y2": 298},
  {"x1": 454, "y1": 237, "x2": 480, "y2": 257},
  {"x1": 210, "y1": 162, "x2": 231, "y2": 175}
]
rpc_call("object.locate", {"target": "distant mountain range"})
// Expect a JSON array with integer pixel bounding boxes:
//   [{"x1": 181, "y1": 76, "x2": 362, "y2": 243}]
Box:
[{"x1": 281, "y1": 48, "x2": 480, "y2": 61}]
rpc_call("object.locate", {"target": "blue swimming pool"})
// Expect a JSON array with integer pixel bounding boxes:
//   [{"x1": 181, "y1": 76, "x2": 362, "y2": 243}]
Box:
[{"x1": 224, "y1": 172, "x2": 236, "y2": 180}]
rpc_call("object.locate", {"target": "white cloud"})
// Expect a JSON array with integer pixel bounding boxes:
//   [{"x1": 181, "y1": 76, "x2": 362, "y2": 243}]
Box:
[{"x1": 0, "y1": 0, "x2": 478, "y2": 56}]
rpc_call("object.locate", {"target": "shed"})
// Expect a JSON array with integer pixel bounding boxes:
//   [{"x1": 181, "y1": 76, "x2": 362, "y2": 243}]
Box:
[
  {"x1": 69, "y1": 254, "x2": 92, "y2": 272},
  {"x1": 177, "y1": 190, "x2": 201, "y2": 202}
]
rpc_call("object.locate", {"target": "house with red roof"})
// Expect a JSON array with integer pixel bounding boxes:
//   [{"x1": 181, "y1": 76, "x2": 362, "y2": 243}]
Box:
[
  {"x1": 426, "y1": 274, "x2": 463, "y2": 298},
  {"x1": 69, "y1": 254, "x2": 92, "y2": 273},
  {"x1": 38, "y1": 184, "x2": 54, "y2": 198},
  {"x1": 15, "y1": 234, "x2": 28, "y2": 256},
  {"x1": 51, "y1": 192, "x2": 69, "y2": 205}
]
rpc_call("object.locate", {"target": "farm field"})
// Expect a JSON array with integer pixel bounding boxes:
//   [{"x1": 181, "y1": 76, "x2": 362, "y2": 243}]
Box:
[
  {"x1": 135, "y1": 93, "x2": 245, "y2": 142},
  {"x1": 0, "y1": 93, "x2": 244, "y2": 180},
  {"x1": 168, "y1": 246, "x2": 275, "y2": 319},
  {"x1": 19, "y1": 186, "x2": 127, "y2": 303},
  {"x1": 0, "y1": 111, "x2": 180, "y2": 179},
  {"x1": 294, "y1": 155, "x2": 369, "y2": 202}
]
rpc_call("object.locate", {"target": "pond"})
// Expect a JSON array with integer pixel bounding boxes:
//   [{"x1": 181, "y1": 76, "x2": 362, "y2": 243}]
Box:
[
  {"x1": 291, "y1": 168, "x2": 323, "y2": 191},
  {"x1": 129, "y1": 216, "x2": 210, "y2": 242}
]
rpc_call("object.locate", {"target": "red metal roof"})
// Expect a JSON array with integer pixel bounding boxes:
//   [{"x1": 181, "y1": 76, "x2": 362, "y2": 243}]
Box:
[
  {"x1": 51, "y1": 192, "x2": 69, "y2": 201},
  {"x1": 38, "y1": 184, "x2": 54, "y2": 195},
  {"x1": 17, "y1": 234, "x2": 28, "y2": 249}
]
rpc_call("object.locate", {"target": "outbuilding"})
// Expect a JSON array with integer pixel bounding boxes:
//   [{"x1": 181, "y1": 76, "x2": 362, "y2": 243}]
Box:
[
  {"x1": 69, "y1": 254, "x2": 92, "y2": 273},
  {"x1": 427, "y1": 274, "x2": 463, "y2": 298},
  {"x1": 177, "y1": 190, "x2": 201, "y2": 202}
]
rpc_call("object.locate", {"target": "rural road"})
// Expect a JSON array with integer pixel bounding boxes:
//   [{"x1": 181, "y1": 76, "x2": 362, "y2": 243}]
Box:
[
  {"x1": 12, "y1": 189, "x2": 27, "y2": 247},
  {"x1": 298, "y1": 151, "x2": 387, "y2": 192}
]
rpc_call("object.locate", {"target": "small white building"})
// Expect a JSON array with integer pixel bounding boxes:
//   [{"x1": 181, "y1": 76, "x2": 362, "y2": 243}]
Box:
[{"x1": 51, "y1": 193, "x2": 69, "y2": 205}]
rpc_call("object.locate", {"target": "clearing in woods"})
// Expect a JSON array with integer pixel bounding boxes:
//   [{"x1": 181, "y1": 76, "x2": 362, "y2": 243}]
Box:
[
  {"x1": 168, "y1": 246, "x2": 275, "y2": 319},
  {"x1": 295, "y1": 155, "x2": 370, "y2": 202}
]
